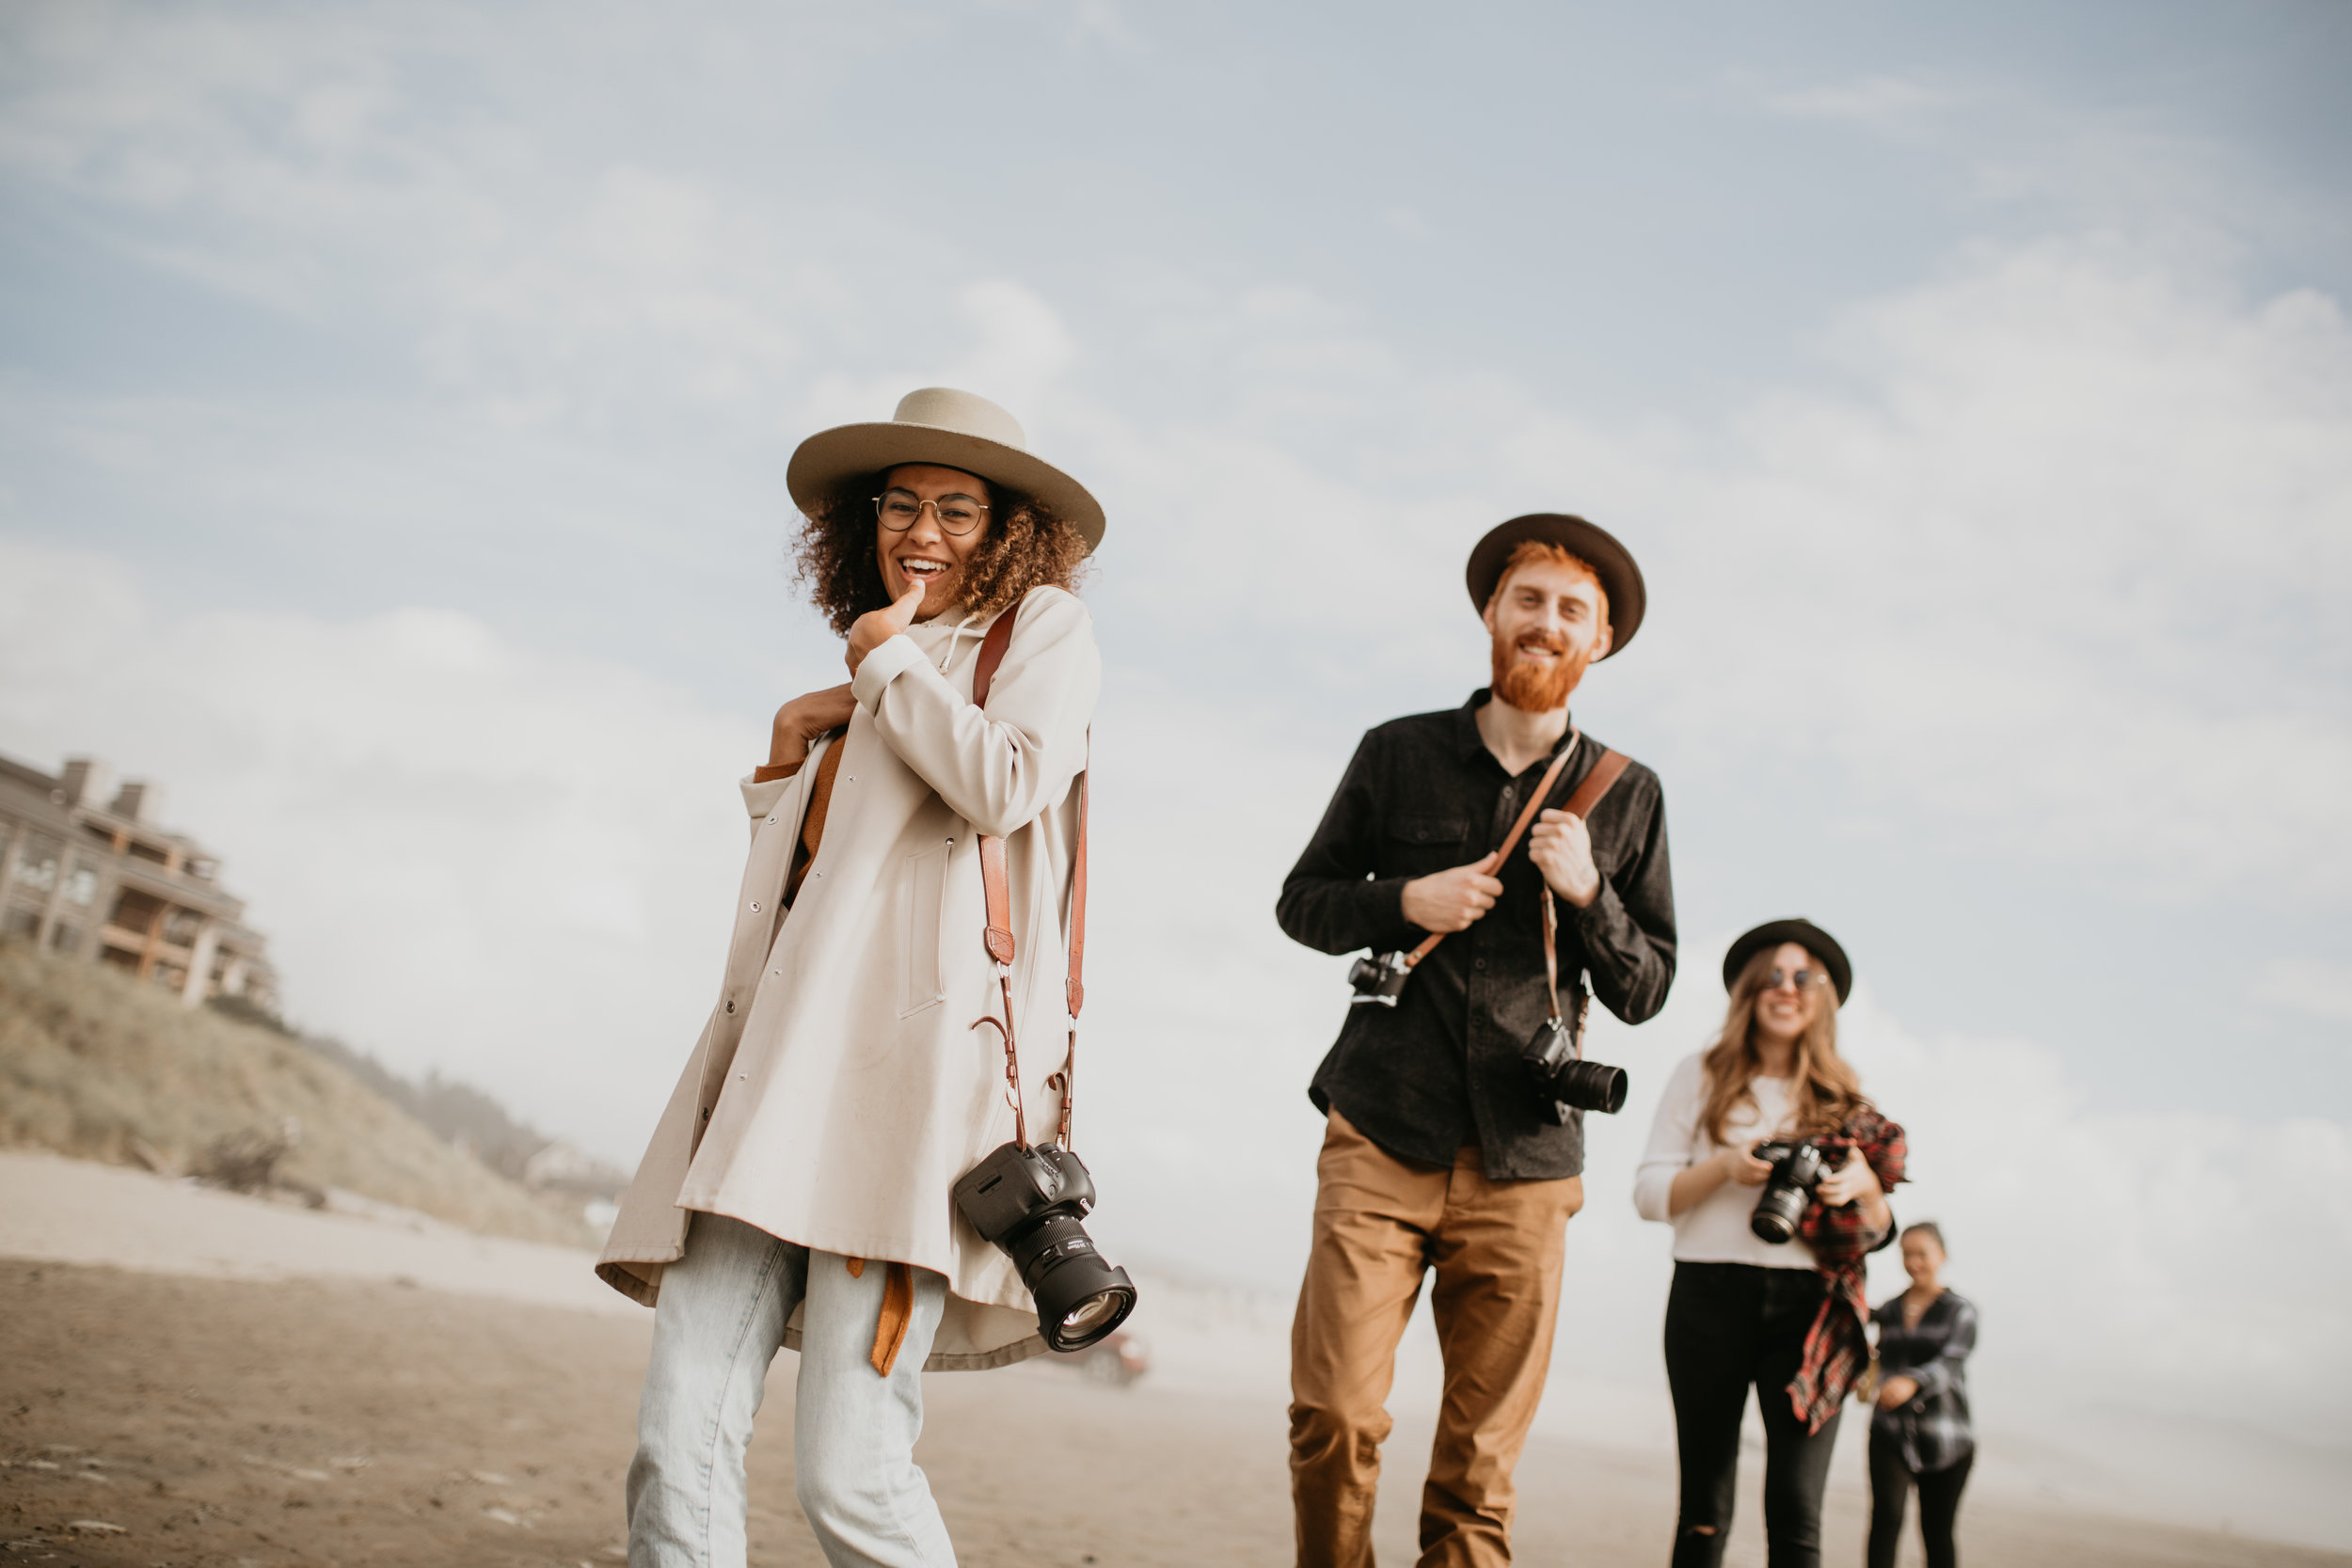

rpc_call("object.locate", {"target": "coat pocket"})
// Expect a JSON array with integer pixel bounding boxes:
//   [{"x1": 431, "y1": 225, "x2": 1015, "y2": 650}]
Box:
[{"x1": 898, "y1": 840, "x2": 950, "y2": 1017}]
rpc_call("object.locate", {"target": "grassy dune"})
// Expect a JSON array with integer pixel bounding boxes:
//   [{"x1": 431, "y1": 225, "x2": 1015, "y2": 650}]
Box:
[{"x1": 0, "y1": 940, "x2": 593, "y2": 1246}]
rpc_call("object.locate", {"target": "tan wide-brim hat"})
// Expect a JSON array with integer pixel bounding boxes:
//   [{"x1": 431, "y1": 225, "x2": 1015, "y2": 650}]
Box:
[
  {"x1": 1464, "y1": 513, "x2": 1645, "y2": 658},
  {"x1": 786, "y1": 387, "x2": 1105, "y2": 554}
]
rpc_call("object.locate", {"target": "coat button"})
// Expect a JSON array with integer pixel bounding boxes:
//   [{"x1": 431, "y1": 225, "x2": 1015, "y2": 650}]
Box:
[
  {"x1": 767, "y1": 816, "x2": 778, "y2": 825},
  {"x1": 749, "y1": 900, "x2": 761, "y2": 912},
  {"x1": 701, "y1": 1107, "x2": 711, "y2": 1122},
  {"x1": 725, "y1": 1000, "x2": 735, "y2": 1013},
  {"x1": 1474, "y1": 958, "x2": 1487, "y2": 971}
]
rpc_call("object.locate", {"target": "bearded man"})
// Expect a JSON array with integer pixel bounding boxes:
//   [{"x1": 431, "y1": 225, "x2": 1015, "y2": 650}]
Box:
[{"x1": 1276, "y1": 514, "x2": 1677, "y2": 1568}]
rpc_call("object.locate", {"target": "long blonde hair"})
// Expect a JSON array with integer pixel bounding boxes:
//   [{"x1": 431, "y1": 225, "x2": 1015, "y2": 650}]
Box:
[{"x1": 1699, "y1": 945, "x2": 1869, "y2": 1144}]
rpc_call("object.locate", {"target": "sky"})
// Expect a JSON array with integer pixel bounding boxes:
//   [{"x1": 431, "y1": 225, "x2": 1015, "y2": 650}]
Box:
[{"x1": 2, "y1": 0, "x2": 2349, "y2": 1542}]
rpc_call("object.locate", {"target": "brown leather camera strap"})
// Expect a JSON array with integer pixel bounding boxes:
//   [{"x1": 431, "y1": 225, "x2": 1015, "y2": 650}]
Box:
[
  {"x1": 968, "y1": 597, "x2": 1088, "y2": 1149},
  {"x1": 1401, "y1": 736, "x2": 1628, "y2": 972},
  {"x1": 1061, "y1": 773, "x2": 1088, "y2": 1148},
  {"x1": 1540, "y1": 749, "x2": 1631, "y2": 1026}
]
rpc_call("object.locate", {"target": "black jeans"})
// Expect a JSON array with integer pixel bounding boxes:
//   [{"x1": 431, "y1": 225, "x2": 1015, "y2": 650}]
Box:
[
  {"x1": 1662, "y1": 1261, "x2": 1842, "y2": 1568},
  {"x1": 1867, "y1": 1431, "x2": 1972, "y2": 1568}
]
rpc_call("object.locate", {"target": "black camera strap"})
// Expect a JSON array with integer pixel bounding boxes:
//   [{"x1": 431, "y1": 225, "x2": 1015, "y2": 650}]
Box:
[{"x1": 968, "y1": 594, "x2": 1087, "y2": 1153}]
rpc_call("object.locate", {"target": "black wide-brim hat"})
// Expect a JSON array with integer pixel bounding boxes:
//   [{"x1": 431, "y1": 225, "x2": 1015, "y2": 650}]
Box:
[
  {"x1": 1723, "y1": 918, "x2": 1852, "y2": 1006},
  {"x1": 1465, "y1": 514, "x2": 1646, "y2": 658}
]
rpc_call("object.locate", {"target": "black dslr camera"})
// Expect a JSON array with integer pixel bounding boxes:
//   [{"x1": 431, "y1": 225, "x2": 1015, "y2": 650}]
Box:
[
  {"x1": 1348, "y1": 952, "x2": 1412, "y2": 1006},
  {"x1": 1520, "y1": 1009, "x2": 1629, "y2": 1120},
  {"x1": 1747, "y1": 1139, "x2": 1831, "y2": 1243},
  {"x1": 952, "y1": 1140, "x2": 1136, "y2": 1352}
]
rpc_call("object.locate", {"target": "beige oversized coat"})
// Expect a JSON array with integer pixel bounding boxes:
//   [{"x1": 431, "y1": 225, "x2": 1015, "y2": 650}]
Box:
[{"x1": 596, "y1": 588, "x2": 1099, "y2": 1370}]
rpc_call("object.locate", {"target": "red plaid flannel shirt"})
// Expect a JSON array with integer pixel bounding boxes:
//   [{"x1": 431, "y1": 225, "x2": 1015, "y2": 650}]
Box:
[{"x1": 1785, "y1": 1108, "x2": 1907, "y2": 1433}]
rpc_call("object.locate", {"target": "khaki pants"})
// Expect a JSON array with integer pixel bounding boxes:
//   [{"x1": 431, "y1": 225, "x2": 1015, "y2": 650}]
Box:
[{"x1": 1290, "y1": 1109, "x2": 1584, "y2": 1568}]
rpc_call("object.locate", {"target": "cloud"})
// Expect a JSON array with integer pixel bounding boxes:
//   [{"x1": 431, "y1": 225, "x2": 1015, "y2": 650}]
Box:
[
  {"x1": 2256, "y1": 958, "x2": 2352, "y2": 1027},
  {"x1": 1083, "y1": 238, "x2": 2352, "y2": 904},
  {"x1": 14, "y1": 7, "x2": 2344, "y2": 922},
  {"x1": 1763, "y1": 74, "x2": 1958, "y2": 136}
]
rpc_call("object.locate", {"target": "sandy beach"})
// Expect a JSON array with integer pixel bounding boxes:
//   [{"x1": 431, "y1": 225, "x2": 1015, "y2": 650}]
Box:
[{"x1": 1, "y1": 1152, "x2": 2340, "y2": 1567}]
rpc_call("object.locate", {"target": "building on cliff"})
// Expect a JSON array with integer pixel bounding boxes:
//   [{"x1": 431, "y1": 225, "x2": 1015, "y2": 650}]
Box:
[{"x1": 0, "y1": 752, "x2": 278, "y2": 1012}]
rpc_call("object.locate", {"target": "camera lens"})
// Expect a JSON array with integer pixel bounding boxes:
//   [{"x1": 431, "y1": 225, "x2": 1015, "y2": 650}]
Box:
[
  {"x1": 1009, "y1": 1212, "x2": 1137, "y2": 1352},
  {"x1": 1749, "y1": 1189, "x2": 1804, "y2": 1243},
  {"x1": 1059, "y1": 1291, "x2": 1129, "y2": 1338},
  {"x1": 1748, "y1": 1147, "x2": 1820, "y2": 1244},
  {"x1": 1551, "y1": 1058, "x2": 1629, "y2": 1115}
]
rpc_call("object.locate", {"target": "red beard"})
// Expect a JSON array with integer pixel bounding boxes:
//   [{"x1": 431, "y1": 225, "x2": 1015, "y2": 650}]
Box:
[{"x1": 1490, "y1": 626, "x2": 1593, "y2": 713}]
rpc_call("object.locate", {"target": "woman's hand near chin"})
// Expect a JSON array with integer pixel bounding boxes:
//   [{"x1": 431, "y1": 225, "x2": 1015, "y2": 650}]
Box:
[{"x1": 847, "y1": 581, "x2": 928, "y2": 674}]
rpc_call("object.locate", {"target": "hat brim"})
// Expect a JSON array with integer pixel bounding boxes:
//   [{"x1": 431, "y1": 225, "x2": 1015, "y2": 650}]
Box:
[
  {"x1": 787, "y1": 421, "x2": 1105, "y2": 553},
  {"x1": 1465, "y1": 515, "x2": 1645, "y2": 657},
  {"x1": 1722, "y1": 919, "x2": 1852, "y2": 1006}
]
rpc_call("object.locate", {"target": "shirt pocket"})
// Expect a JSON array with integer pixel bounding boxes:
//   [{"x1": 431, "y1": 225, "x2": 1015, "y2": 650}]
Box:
[
  {"x1": 898, "y1": 840, "x2": 950, "y2": 1018},
  {"x1": 1382, "y1": 814, "x2": 1470, "y2": 877}
]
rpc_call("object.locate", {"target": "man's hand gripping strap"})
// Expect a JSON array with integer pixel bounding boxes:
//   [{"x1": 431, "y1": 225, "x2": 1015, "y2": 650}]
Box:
[
  {"x1": 1398, "y1": 737, "x2": 1629, "y2": 975},
  {"x1": 1540, "y1": 748, "x2": 1630, "y2": 1030}
]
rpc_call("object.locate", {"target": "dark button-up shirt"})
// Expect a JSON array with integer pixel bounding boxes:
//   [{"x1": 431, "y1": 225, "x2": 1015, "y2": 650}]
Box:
[
  {"x1": 1871, "y1": 1289, "x2": 1979, "y2": 1473},
  {"x1": 1277, "y1": 691, "x2": 1677, "y2": 1180}
]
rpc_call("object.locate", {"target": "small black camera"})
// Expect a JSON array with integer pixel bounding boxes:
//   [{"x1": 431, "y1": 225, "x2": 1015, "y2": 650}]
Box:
[
  {"x1": 1347, "y1": 952, "x2": 1412, "y2": 1006},
  {"x1": 1520, "y1": 1015, "x2": 1629, "y2": 1120},
  {"x1": 951, "y1": 1140, "x2": 1136, "y2": 1352},
  {"x1": 1748, "y1": 1139, "x2": 1831, "y2": 1243}
]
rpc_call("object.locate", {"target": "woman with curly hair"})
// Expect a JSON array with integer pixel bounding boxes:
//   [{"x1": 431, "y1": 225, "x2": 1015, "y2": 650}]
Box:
[
  {"x1": 596, "y1": 388, "x2": 1106, "y2": 1567},
  {"x1": 1634, "y1": 918, "x2": 1902, "y2": 1568}
]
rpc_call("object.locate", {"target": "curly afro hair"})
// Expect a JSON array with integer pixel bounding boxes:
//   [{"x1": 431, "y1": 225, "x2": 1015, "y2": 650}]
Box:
[{"x1": 792, "y1": 475, "x2": 1090, "y2": 637}]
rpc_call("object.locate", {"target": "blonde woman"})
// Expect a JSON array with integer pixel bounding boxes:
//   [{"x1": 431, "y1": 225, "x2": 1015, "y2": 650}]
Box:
[{"x1": 1633, "y1": 919, "x2": 1902, "y2": 1568}]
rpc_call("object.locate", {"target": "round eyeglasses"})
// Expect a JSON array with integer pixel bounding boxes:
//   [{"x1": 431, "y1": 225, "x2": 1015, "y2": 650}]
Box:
[
  {"x1": 874, "y1": 490, "x2": 989, "y2": 536},
  {"x1": 1764, "y1": 967, "x2": 1826, "y2": 992}
]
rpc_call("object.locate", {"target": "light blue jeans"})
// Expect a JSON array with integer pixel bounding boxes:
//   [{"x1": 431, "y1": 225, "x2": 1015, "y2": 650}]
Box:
[{"x1": 627, "y1": 1212, "x2": 956, "y2": 1568}]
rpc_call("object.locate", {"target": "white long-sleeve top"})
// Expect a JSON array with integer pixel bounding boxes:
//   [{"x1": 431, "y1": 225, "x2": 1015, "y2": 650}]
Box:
[{"x1": 1633, "y1": 1052, "x2": 1819, "y2": 1269}]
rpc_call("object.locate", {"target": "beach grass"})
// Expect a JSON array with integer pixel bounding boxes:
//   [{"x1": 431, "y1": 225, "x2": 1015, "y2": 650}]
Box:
[{"x1": 0, "y1": 938, "x2": 593, "y2": 1245}]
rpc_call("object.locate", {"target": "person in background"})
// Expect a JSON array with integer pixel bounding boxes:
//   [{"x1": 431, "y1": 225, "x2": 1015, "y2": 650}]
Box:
[
  {"x1": 1867, "y1": 1221, "x2": 1977, "y2": 1568},
  {"x1": 1633, "y1": 918, "x2": 1903, "y2": 1568}
]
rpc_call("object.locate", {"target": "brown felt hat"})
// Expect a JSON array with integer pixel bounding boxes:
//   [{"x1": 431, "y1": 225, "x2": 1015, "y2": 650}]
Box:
[
  {"x1": 786, "y1": 388, "x2": 1104, "y2": 554},
  {"x1": 1723, "y1": 918, "x2": 1852, "y2": 1006},
  {"x1": 1465, "y1": 514, "x2": 1645, "y2": 657}
]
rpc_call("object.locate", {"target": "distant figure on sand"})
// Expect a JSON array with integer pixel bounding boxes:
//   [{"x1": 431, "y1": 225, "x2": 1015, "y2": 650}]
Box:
[
  {"x1": 1633, "y1": 919, "x2": 1905, "y2": 1568},
  {"x1": 596, "y1": 388, "x2": 1109, "y2": 1567},
  {"x1": 1867, "y1": 1222, "x2": 1977, "y2": 1568},
  {"x1": 1278, "y1": 515, "x2": 1677, "y2": 1567}
]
